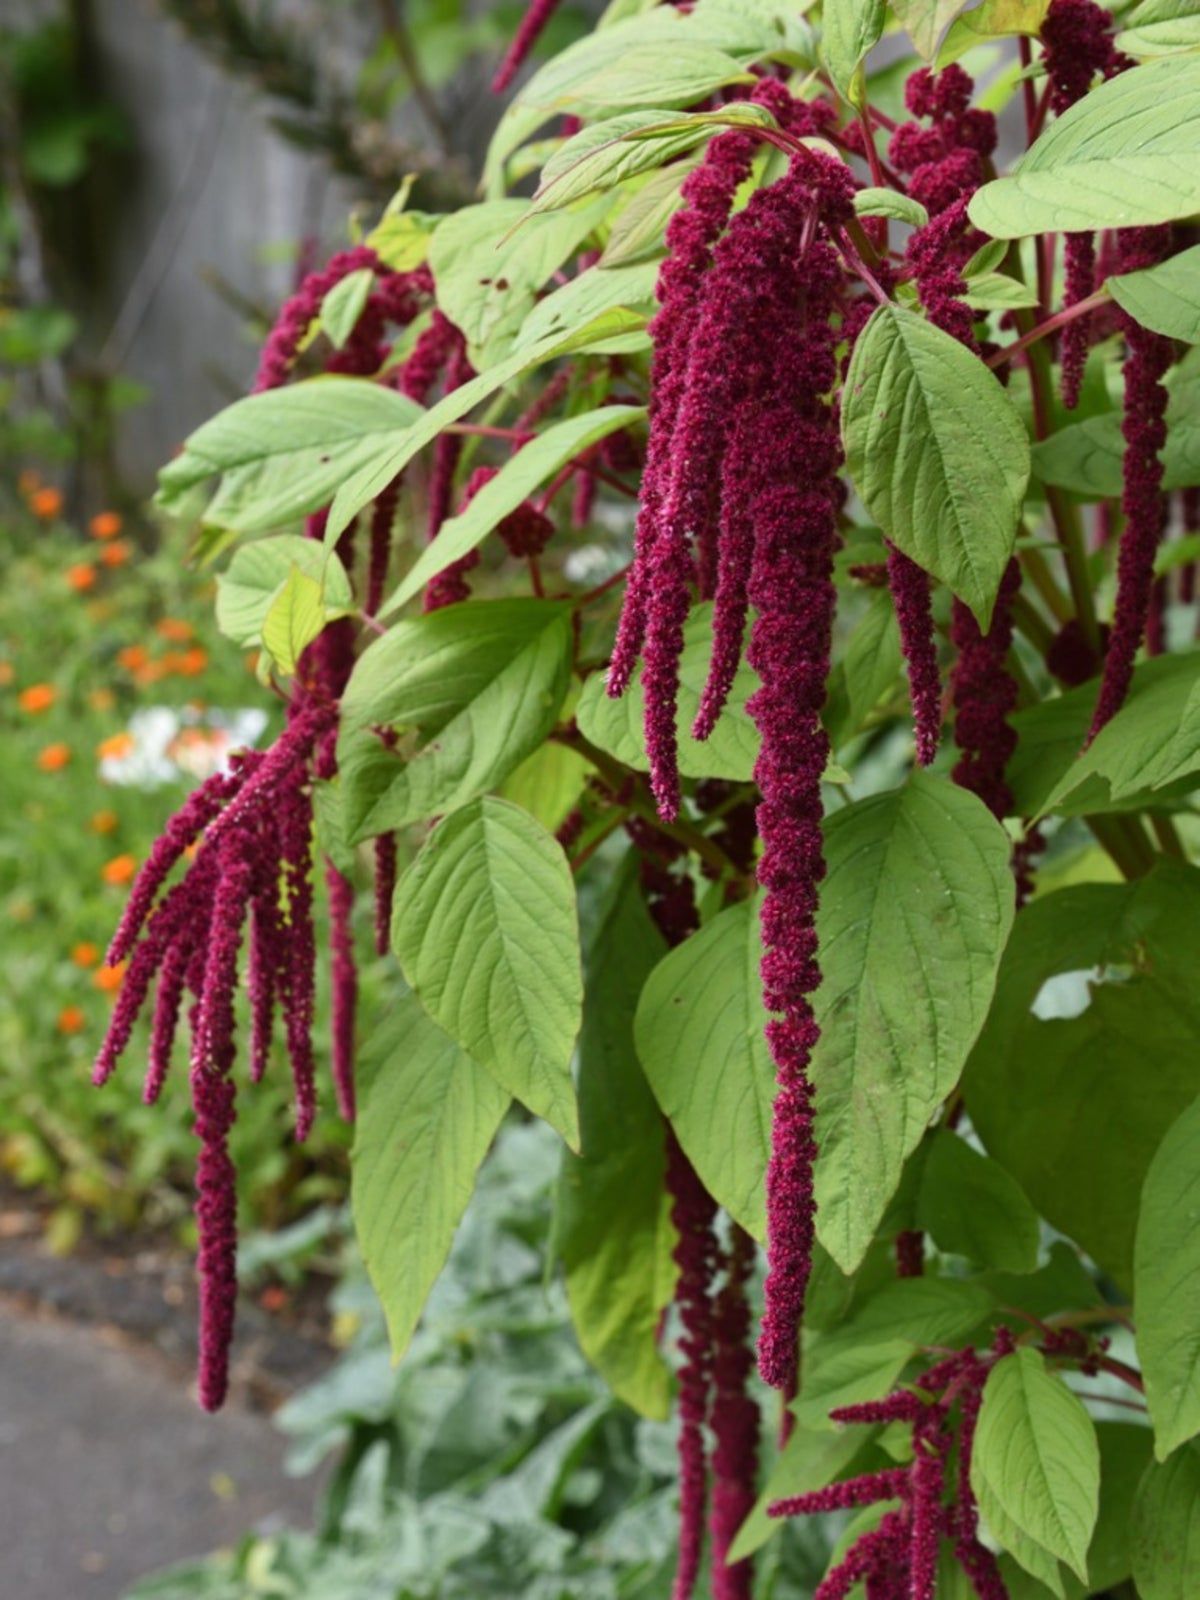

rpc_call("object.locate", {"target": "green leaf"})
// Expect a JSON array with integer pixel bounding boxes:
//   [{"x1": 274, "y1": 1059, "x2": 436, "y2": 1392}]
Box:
[
  {"x1": 380, "y1": 405, "x2": 645, "y2": 615},
  {"x1": 214, "y1": 534, "x2": 352, "y2": 646},
  {"x1": 964, "y1": 863, "x2": 1200, "y2": 1286},
  {"x1": 818, "y1": 1273, "x2": 995, "y2": 1352},
  {"x1": 938, "y1": 0, "x2": 1051, "y2": 64},
  {"x1": 890, "y1": 0, "x2": 969, "y2": 59},
  {"x1": 1135, "y1": 1095, "x2": 1200, "y2": 1460},
  {"x1": 155, "y1": 378, "x2": 423, "y2": 534},
  {"x1": 310, "y1": 777, "x2": 356, "y2": 879},
  {"x1": 519, "y1": 34, "x2": 753, "y2": 117},
  {"x1": 853, "y1": 185, "x2": 928, "y2": 227},
  {"x1": 391, "y1": 797, "x2": 582, "y2": 1148},
  {"x1": 338, "y1": 599, "x2": 574, "y2": 842},
  {"x1": 1117, "y1": 0, "x2": 1200, "y2": 60},
  {"x1": 968, "y1": 55, "x2": 1200, "y2": 238},
  {"x1": 842, "y1": 304, "x2": 1031, "y2": 628},
  {"x1": 842, "y1": 588, "x2": 903, "y2": 733},
  {"x1": 822, "y1": 0, "x2": 886, "y2": 107},
  {"x1": 972, "y1": 1348, "x2": 1101, "y2": 1585},
  {"x1": 517, "y1": 262, "x2": 658, "y2": 348},
  {"x1": 634, "y1": 898, "x2": 775, "y2": 1239},
  {"x1": 576, "y1": 600, "x2": 761, "y2": 781},
  {"x1": 600, "y1": 159, "x2": 697, "y2": 267},
  {"x1": 320, "y1": 267, "x2": 374, "y2": 350},
  {"x1": 914, "y1": 1129, "x2": 1040, "y2": 1273},
  {"x1": 812, "y1": 773, "x2": 1016, "y2": 1271},
  {"x1": 499, "y1": 741, "x2": 590, "y2": 833},
  {"x1": 1042, "y1": 651, "x2": 1200, "y2": 815},
  {"x1": 1110, "y1": 243, "x2": 1200, "y2": 343},
  {"x1": 792, "y1": 1338, "x2": 914, "y2": 1431},
  {"x1": 532, "y1": 104, "x2": 777, "y2": 213},
  {"x1": 351, "y1": 993, "x2": 510, "y2": 1360},
  {"x1": 1132, "y1": 1441, "x2": 1200, "y2": 1600},
  {"x1": 260, "y1": 564, "x2": 325, "y2": 677},
  {"x1": 429, "y1": 198, "x2": 610, "y2": 365},
  {"x1": 962, "y1": 272, "x2": 1041, "y2": 311},
  {"x1": 324, "y1": 309, "x2": 649, "y2": 538},
  {"x1": 559, "y1": 860, "x2": 674, "y2": 1419}
]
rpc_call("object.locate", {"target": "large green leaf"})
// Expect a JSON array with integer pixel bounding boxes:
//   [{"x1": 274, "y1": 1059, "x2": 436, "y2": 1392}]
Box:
[
  {"x1": 729, "y1": 1425, "x2": 878, "y2": 1562},
  {"x1": 324, "y1": 309, "x2": 648, "y2": 538},
  {"x1": 391, "y1": 798, "x2": 582, "y2": 1148},
  {"x1": 965, "y1": 864, "x2": 1200, "y2": 1286},
  {"x1": 938, "y1": 0, "x2": 1050, "y2": 64},
  {"x1": 1110, "y1": 243, "x2": 1200, "y2": 342},
  {"x1": 559, "y1": 860, "x2": 674, "y2": 1419},
  {"x1": 969, "y1": 54, "x2": 1200, "y2": 237},
  {"x1": 155, "y1": 378, "x2": 423, "y2": 534},
  {"x1": 338, "y1": 599, "x2": 574, "y2": 842},
  {"x1": 914, "y1": 1129, "x2": 1040, "y2": 1273},
  {"x1": 351, "y1": 993, "x2": 510, "y2": 1360},
  {"x1": 634, "y1": 897, "x2": 775, "y2": 1239},
  {"x1": 972, "y1": 1348, "x2": 1101, "y2": 1586},
  {"x1": 1132, "y1": 1441, "x2": 1200, "y2": 1600},
  {"x1": 516, "y1": 261, "x2": 658, "y2": 348},
  {"x1": 890, "y1": 0, "x2": 969, "y2": 59},
  {"x1": 1042, "y1": 651, "x2": 1200, "y2": 816},
  {"x1": 429, "y1": 198, "x2": 610, "y2": 366},
  {"x1": 1135, "y1": 1096, "x2": 1200, "y2": 1460},
  {"x1": 380, "y1": 405, "x2": 645, "y2": 615},
  {"x1": 576, "y1": 601, "x2": 762, "y2": 781},
  {"x1": 822, "y1": 0, "x2": 886, "y2": 106},
  {"x1": 214, "y1": 534, "x2": 352, "y2": 646},
  {"x1": 1033, "y1": 347, "x2": 1200, "y2": 498},
  {"x1": 842, "y1": 304, "x2": 1031, "y2": 628},
  {"x1": 811, "y1": 773, "x2": 1015, "y2": 1271},
  {"x1": 1117, "y1": 0, "x2": 1200, "y2": 60}
]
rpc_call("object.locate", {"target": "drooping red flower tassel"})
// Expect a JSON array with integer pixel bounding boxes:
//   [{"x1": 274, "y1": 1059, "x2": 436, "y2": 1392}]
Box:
[{"x1": 950, "y1": 560, "x2": 1020, "y2": 821}]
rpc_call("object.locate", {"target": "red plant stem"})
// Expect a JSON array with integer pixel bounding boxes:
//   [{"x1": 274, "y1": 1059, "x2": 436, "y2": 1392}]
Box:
[
  {"x1": 857, "y1": 108, "x2": 887, "y2": 190},
  {"x1": 986, "y1": 288, "x2": 1110, "y2": 371}
]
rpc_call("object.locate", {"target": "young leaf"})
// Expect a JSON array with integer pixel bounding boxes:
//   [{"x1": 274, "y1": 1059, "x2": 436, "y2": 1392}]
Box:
[
  {"x1": 559, "y1": 860, "x2": 674, "y2": 1419},
  {"x1": 260, "y1": 564, "x2": 325, "y2": 678},
  {"x1": 1135, "y1": 1095, "x2": 1200, "y2": 1460},
  {"x1": 914, "y1": 1129, "x2": 1040, "y2": 1273},
  {"x1": 968, "y1": 54, "x2": 1200, "y2": 237},
  {"x1": 965, "y1": 864, "x2": 1200, "y2": 1286},
  {"x1": 391, "y1": 797, "x2": 582, "y2": 1149},
  {"x1": 338, "y1": 599, "x2": 574, "y2": 842},
  {"x1": 429, "y1": 197, "x2": 610, "y2": 365},
  {"x1": 576, "y1": 600, "x2": 761, "y2": 781},
  {"x1": 155, "y1": 378, "x2": 423, "y2": 534},
  {"x1": 320, "y1": 267, "x2": 374, "y2": 350},
  {"x1": 842, "y1": 304, "x2": 1031, "y2": 628},
  {"x1": 1132, "y1": 1441, "x2": 1200, "y2": 1600},
  {"x1": 811, "y1": 773, "x2": 1016, "y2": 1271},
  {"x1": 531, "y1": 104, "x2": 776, "y2": 214},
  {"x1": 634, "y1": 897, "x2": 775, "y2": 1239},
  {"x1": 853, "y1": 185, "x2": 929, "y2": 228},
  {"x1": 1109, "y1": 243, "x2": 1200, "y2": 343},
  {"x1": 380, "y1": 405, "x2": 645, "y2": 615},
  {"x1": 890, "y1": 0, "x2": 970, "y2": 60},
  {"x1": 215, "y1": 534, "x2": 352, "y2": 646},
  {"x1": 351, "y1": 992, "x2": 510, "y2": 1361},
  {"x1": 822, "y1": 0, "x2": 886, "y2": 107},
  {"x1": 971, "y1": 1348, "x2": 1101, "y2": 1586}
]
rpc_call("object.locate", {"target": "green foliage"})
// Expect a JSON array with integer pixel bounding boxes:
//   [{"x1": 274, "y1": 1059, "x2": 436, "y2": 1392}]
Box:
[
  {"x1": 1110, "y1": 243, "x2": 1200, "y2": 344},
  {"x1": 391, "y1": 797, "x2": 583, "y2": 1148},
  {"x1": 214, "y1": 534, "x2": 353, "y2": 647},
  {"x1": 842, "y1": 304, "x2": 1030, "y2": 627},
  {"x1": 1132, "y1": 1441, "x2": 1200, "y2": 1600}
]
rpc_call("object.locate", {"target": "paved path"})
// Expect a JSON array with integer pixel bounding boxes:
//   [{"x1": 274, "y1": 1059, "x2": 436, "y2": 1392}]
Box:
[{"x1": 0, "y1": 1309, "x2": 319, "y2": 1599}]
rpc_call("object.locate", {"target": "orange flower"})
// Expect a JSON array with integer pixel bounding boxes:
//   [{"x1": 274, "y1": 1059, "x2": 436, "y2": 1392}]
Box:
[
  {"x1": 116, "y1": 644, "x2": 149, "y2": 672},
  {"x1": 97, "y1": 732, "x2": 135, "y2": 761},
  {"x1": 37, "y1": 742, "x2": 72, "y2": 772},
  {"x1": 89, "y1": 511, "x2": 122, "y2": 541},
  {"x1": 67, "y1": 563, "x2": 97, "y2": 593},
  {"x1": 18, "y1": 469, "x2": 42, "y2": 496},
  {"x1": 57, "y1": 1005, "x2": 87, "y2": 1035},
  {"x1": 176, "y1": 647, "x2": 209, "y2": 677},
  {"x1": 100, "y1": 540, "x2": 133, "y2": 568},
  {"x1": 29, "y1": 486, "x2": 63, "y2": 520},
  {"x1": 89, "y1": 809, "x2": 119, "y2": 835},
  {"x1": 88, "y1": 688, "x2": 116, "y2": 712},
  {"x1": 18, "y1": 684, "x2": 56, "y2": 714},
  {"x1": 155, "y1": 617, "x2": 193, "y2": 643},
  {"x1": 93, "y1": 960, "x2": 128, "y2": 993},
  {"x1": 72, "y1": 942, "x2": 101, "y2": 968},
  {"x1": 101, "y1": 853, "x2": 137, "y2": 887},
  {"x1": 132, "y1": 660, "x2": 166, "y2": 687}
]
